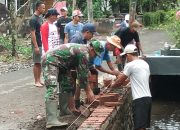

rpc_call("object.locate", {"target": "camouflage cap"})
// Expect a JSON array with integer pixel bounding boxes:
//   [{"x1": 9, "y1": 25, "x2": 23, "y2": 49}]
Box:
[{"x1": 90, "y1": 39, "x2": 104, "y2": 56}]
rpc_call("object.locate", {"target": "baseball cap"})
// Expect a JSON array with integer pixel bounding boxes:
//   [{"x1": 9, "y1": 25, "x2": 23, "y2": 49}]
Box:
[
  {"x1": 106, "y1": 35, "x2": 121, "y2": 49},
  {"x1": 72, "y1": 9, "x2": 83, "y2": 17},
  {"x1": 45, "y1": 8, "x2": 59, "y2": 18},
  {"x1": 82, "y1": 23, "x2": 96, "y2": 34},
  {"x1": 120, "y1": 44, "x2": 137, "y2": 56},
  {"x1": 90, "y1": 39, "x2": 104, "y2": 57},
  {"x1": 60, "y1": 7, "x2": 68, "y2": 11}
]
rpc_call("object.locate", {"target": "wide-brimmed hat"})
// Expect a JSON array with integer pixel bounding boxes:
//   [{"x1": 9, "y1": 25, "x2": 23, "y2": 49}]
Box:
[
  {"x1": 106, "y1": 35, "x2": 121, "y2": 49},
  {"x1": 45, "y1": 8, "x2": 59, "y2": 18},
  {"x1": 120, "y1": 44, "x2": 137, "y2": 56}
]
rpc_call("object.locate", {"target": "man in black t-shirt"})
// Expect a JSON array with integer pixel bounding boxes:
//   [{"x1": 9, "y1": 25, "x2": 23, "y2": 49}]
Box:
[
  {"x1": 114, "y1": 21, "x2": 144, "y2": 71},
  {"x1": 115, "y1": 21, "x2": 144, "y2": 55},
  {"x1": 29, "y1": 1, "x2": 45, "y2": 88},
  {"x1": 56, "y1": 7, "x2": 72, "y2": 44}
]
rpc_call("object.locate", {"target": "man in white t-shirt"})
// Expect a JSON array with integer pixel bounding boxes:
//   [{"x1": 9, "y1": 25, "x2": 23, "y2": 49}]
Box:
[
  {"x1": 41, "y1": 8, "x2": 60, "y2": 55},
  {"x1": 110, "y1": 44, "x2": 152, "y2": 130}
]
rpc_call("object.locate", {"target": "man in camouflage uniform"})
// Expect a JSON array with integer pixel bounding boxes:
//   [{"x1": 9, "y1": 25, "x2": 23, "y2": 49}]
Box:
[{"x1": 42, "y1": 40, "x2": 104, "y2": 129}]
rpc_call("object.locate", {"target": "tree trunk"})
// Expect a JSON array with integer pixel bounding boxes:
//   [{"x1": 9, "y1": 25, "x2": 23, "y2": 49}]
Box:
[
  {"x1": 129, "y1": 0, "x2": 137, "y2": 25},
  {"x1": 87, "y1": 0, "x2": 93, "y2": 23},
  {"x1": 72, "y1": 0, "x2": 76, "y2": 11},
  {"x1": 9, "y1": 0, "x2": 17, "y2": 56}
]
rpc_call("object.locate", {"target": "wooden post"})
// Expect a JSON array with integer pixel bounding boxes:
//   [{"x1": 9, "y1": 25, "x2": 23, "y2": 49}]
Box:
[
  {"x1": 87, "y1": 0, "x2": 93, "y2": 23},
  {"x1": 129, "y1": 0, "x2": 137, "y2": 25}
]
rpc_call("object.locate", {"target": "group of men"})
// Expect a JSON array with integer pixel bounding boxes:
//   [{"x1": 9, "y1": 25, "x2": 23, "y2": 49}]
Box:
[{"x1": 29, "y1": 1, "x2": 152, "y2": 130}]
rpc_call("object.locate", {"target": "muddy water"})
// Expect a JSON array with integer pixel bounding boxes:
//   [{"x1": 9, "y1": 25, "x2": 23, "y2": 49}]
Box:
[{"x1": 150, "y1": 100, "x2": 180, "y2": 130}]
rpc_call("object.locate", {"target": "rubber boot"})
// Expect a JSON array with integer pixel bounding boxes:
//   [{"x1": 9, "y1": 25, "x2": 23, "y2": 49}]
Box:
[
  {"x1": 59, "y1": 92, "x2": 72, "y2": 116},
  {"x1": 46, "y1": 100, "x2": 68, "y2": 129}
]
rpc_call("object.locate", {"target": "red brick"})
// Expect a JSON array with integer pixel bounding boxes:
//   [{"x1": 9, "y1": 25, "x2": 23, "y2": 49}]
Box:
[
  {"x1": 96, "y1": 94, "x2": 118, "y2": 105},
  {"x1": 103, "y1": 79, "x2": 112, "y2": 87},
  {"x1": 104, "y1": 102, "x2": 120, "y2": 107}
]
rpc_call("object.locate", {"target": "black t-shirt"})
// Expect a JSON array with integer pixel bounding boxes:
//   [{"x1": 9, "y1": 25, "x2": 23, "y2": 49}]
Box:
[
  {"x1": 56, "y1": 16, "x2": 72, "y2": 39},
  {"x1": 29, "y1": 14, "x2": 43, "y2": 47},
  {"x1": 115, "y1": 27, "x2": 140, "y2": 48}
]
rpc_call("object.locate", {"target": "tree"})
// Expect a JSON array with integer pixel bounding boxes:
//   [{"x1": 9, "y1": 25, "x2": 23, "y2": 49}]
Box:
[
  {"x1": 9, "y1": 0, "x2": 17, "y2": 56},
  {"x1": 87, "y1": 0, "x2": 93, "y2": 22}
]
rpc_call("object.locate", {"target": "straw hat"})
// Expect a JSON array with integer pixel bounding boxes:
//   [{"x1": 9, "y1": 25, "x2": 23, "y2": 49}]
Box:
[{"x1": 106, "y1": 35, "x2": 121, "y2": 49}]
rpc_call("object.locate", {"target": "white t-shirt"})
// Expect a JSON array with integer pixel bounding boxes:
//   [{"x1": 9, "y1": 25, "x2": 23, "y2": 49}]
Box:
[
  {"x1": 123, "y1": 59, "x2": 152, "y2": 100},
  {"x1": 48, "y1": 23, "x2": 60, "y2": 51}
]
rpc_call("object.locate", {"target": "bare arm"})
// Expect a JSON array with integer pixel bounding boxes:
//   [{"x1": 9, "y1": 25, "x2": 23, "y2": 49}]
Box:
[
  {"x1": 95, "y1": 64, "x2": 120, "y2": 76},
  {"x1": 111, "y1": 72, "x2": 128, "y2": 88},
  {"x1": 30, "y1": 30, "x2": 40, "y2": 54},
  {"x1": 107, "y1": 61, "x2": 115, "y2": 71},
  {"x1": 136, "y1": 42, "x2": 144, "y2": 55},
  {"x1": 64, "y1": 33, "x2": 68, "y2": 44}
]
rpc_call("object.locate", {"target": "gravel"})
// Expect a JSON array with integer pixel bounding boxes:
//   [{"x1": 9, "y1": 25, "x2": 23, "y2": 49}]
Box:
[{"x1": 0, "y1": 61, "x2": 33, "y2": 75}]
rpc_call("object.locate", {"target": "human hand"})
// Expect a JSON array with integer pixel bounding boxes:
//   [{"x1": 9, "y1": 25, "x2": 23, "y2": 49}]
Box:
[
  {"x1": 112, "y1": 70, "x2": 120, "y2": 76},
  {"x1": 86, "y1": 89, "x2": 95, "y2": 103},
  {"x1": 34, "y1": 47, "x2": 40, "y2": 55}
]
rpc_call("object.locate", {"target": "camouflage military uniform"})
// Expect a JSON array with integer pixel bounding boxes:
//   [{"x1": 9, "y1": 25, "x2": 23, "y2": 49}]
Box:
[{"x1": 42, "y1": 43, "x2": 92, "y2": 100}]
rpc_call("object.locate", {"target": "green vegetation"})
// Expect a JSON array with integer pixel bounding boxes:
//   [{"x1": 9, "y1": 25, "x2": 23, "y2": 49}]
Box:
[{"x1": 0, "y1": 36, "x2": 31, "y2": 62}]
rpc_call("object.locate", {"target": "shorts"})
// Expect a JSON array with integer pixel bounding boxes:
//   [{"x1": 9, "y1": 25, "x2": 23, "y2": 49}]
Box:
[
  {"x1": 132, "y1": 97, "x2": 152, "y2": 130},
  {"x1": 32, "y1": 45, "x2": 42, "y2": 63},
  {"x1": 60, "y1": 38, "x2": 64, "y2": 44}
]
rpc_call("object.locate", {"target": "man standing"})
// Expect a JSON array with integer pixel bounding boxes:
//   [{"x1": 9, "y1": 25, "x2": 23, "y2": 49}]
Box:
[
  {"x1": 56, "y1": 7, "x2": 72, "y2": 44},
  {"x1": 42, "y1": 41, "x2": 104, "y2": 128},
  {"x1": 29, "y1": 1, "x2": 45, "y2": 87},
  {"x1": 41, "y1": 8, "x2": 60, "y2": 55},
  {"x1": 64, "y1": 9, "x2": 84, "y2": 43},
  {"x1": 111, "y1": 44, "x2": 152, "y2": 130}
]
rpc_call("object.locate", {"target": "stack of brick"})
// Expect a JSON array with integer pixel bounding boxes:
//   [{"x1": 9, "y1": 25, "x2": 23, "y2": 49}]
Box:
[{"x1": 78, "y1": 85, "x2": 132, "y2": 130}]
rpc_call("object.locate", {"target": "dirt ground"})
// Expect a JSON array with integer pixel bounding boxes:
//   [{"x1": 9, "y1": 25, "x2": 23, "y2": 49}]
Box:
[{"x1": 0, "y1": 29, "x2": 174, "y2": 130}]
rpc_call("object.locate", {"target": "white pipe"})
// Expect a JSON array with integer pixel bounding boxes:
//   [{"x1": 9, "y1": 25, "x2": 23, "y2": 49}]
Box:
[
  {"x1": 15, "y1": 0, "x2": 17, "y2": 13},
  {"x1": 5, "y1": 0, "x2": 8, "y2": 7}
]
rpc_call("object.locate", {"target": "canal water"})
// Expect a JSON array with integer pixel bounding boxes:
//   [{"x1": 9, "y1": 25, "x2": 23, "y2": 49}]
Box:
[
  {"x1": 150, "y1": 76, "x2": 180, "y2": 130},
  {"x1": 150, "y1": 100, "x2": 180, "y2": 130}
]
